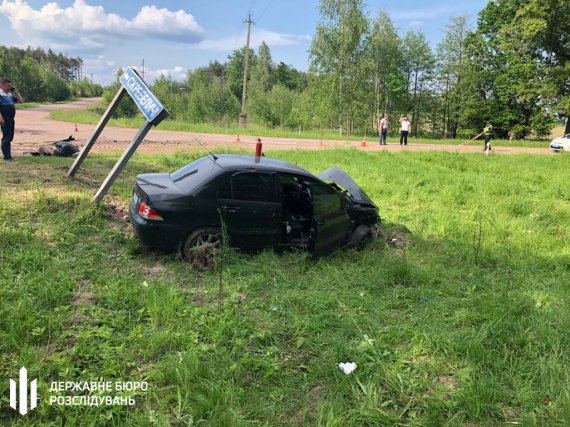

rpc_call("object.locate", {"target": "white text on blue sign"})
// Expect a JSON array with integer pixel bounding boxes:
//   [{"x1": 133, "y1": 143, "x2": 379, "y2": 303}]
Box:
[{"x1": 119, "y1": 68, "x2": 164, "y2": 123}]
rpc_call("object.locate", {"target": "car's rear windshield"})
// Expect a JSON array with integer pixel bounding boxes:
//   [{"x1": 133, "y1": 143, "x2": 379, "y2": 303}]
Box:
[{"x1": 170, "y1": 157, "x2": 218, "y2": 193}]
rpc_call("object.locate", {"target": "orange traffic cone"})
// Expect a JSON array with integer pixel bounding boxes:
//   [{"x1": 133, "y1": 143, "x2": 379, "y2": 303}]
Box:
[
  {"x1": 74, "y1": 124, "x2": 78, "y2": 132},
  {"x1": 361, "y1": 135, "x2": 367, "y2": 147},
  {"x1": 236, "y1": 135, "x2": 240, "y2": 142}
]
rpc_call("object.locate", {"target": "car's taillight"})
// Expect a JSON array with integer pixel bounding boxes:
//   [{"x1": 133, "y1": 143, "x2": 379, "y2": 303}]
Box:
[{"x1": 138, "y1": 201, "x2": 164, "y2": 221}]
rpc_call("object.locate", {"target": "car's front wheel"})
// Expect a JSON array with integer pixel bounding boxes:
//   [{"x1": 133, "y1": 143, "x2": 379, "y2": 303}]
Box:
[
  {"x1": 181, "y1": 227, "x2": 223, "y2": 271},
  {"x1": 350, "y1": 224, "x2": 374, "y2": 250}
]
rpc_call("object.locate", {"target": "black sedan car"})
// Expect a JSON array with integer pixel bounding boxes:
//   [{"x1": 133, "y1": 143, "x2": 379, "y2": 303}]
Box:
[{"x1": 129, "y1": 154, "x2": 380, "y2": 266}]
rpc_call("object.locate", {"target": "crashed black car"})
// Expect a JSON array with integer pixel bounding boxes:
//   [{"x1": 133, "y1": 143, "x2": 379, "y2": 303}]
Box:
[{"x1": 129, "y1": 154, "x2": 380, "y2": 265}]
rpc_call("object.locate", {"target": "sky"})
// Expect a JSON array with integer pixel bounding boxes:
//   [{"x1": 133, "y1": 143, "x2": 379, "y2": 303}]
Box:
[{"x1": 0, "y1": 0, "x2": 489, "y2": 84}]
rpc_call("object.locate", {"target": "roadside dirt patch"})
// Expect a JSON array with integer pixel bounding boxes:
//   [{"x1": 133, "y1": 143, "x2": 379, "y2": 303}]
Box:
[
  {"x1": 71, "y1": 291, "x2": 96, "y2": 306},
  {"x1": 105, "y1": 197, "x2": 130, "y2": 223},
  {"x1": 34, "y1": 228, "x2": 56, "y2": 247},
  {"x1": 190, "y1": 294, "x2": 207, "y2": 306},
  {"x1": 502, "y1": 407, "x2": 517, "y2": 419},
  {"x1": 433, "y1": 374, "x2": 459, "y2": 400},
  {"x1": 67, "y1": 280, "x2": 97, "y2": 341},
  {"x1": 10, "y1": 99, "x2": 552, "y2": 156},
  {"x1": 436, "y1": 375, "x2": 458, "y2": 390},
  {"x1": 70, "y1": 279, "x2": 96, "y2": 308},
  {"x1": 143, "y1": 263, "x2": 167, "y2": 278},
  {"x1": 378, "y1": 225, "x2": 414, "y2": 256}
]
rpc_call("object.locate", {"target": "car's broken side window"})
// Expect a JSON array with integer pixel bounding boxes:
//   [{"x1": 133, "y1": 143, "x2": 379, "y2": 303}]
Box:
[{"x1": 309, "y1": 181, "x2": 341, "y2": 216}]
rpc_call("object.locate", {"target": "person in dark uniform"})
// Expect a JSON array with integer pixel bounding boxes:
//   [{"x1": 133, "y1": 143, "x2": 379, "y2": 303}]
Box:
[{"x1": 0, "y1": 79, "x2": 24, "y2": 161}]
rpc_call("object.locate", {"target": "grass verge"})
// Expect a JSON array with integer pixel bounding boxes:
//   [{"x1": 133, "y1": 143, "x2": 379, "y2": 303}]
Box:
[{"x1": 0, "y1": 149, "x2": 568, "y2": 425}]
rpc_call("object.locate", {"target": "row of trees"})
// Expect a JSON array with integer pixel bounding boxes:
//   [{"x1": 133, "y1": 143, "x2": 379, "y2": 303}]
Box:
[
  {"x1": 104, "y1": 45, "x2": 309, "y2": 128},
  {"x1": 0, "y1": 46, "x2": 102, "y2": 102},
  {"x1": 309, "y1": 0, "x2": 569, "y2": 138},
  {"x1": 107, "y1": 0, "x2": 568, "y2": 139}
]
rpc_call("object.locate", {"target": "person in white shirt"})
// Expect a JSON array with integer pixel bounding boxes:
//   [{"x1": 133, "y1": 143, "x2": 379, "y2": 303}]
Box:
[
  {"x1": 399, "y1": 116, "x2": 412, "y2": 145},
  {"x1": 379, "y1": 113, "x2": 390, "y2": 145}
]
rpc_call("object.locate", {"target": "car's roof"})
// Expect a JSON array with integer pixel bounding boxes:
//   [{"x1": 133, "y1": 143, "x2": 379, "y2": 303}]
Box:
[{"x1": 212, "y1": 154, "x2": 316, "y2": 177}]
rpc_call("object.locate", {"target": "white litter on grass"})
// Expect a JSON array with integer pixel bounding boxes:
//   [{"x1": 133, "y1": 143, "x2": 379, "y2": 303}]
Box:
[{"x1": 338, "y1": 362, "x2": 357, "y2": 375}]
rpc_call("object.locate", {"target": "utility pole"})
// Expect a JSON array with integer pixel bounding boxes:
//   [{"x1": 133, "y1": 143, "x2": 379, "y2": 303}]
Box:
[
  {"x1": 239, "y1": 13, "x2": 254, "y2": 128},
  {"x1": 141, "y1": 59, "x2": 145, "y2": 80}
]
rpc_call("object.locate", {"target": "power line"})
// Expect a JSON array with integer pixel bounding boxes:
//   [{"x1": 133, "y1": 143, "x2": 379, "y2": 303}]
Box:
[{"x1": 257, "y1": 0, "x2": 276, "y2": 22}]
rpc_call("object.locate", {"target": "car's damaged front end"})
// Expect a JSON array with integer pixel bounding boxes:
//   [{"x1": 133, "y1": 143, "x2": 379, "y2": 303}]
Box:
[{"x1": 318, "y1": 166, "x2": 381, "y2": 227}]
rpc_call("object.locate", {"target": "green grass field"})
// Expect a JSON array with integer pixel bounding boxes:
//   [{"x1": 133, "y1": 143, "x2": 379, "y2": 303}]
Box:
[
  {"x1": 19, "y1": 100, "x2": 78, "y2": 109},
  {"x1": 18, "y1": 102, "x2": 43, "y2": 109},
  {"x1": 48, "y1": 108, "x2": 552, "y2": 148},
  {"x1": 0, "y1": 149, "x2": 568, "y2": 426}
]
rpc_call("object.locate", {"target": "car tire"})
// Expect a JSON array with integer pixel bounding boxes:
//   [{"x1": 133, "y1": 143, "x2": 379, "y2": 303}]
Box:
[
  {"x1": 350, "y1": 224, "x2": 373, "y2": 250},
  {"x1": 181, "y1": 227, "x2": 223, "y2": 271}
]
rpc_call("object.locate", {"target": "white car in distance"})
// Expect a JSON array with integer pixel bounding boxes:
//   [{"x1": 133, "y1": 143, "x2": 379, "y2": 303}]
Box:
[{"x1": 550, "y1": 134, "x2": 570, "y2": 152}]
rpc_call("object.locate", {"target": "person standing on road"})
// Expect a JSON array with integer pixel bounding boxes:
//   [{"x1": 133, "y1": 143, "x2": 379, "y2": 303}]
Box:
[
  {"x1": 0, "y1": 79, "x2": 24, "y2": 161},
  {"x1": 483, "y1": 121, "x2": 493, "y2": 151},
  {"x1": 379, "y1": 113, "x2": 390, "y2": 145},
  {"x1": 399, "y1": 116, "x2": 412, "y2": 145}
]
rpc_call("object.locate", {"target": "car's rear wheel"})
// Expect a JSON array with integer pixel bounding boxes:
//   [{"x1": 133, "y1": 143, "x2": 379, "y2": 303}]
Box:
[{"x1": 181, "y1": 227, "x2": 223, "y2": 271}]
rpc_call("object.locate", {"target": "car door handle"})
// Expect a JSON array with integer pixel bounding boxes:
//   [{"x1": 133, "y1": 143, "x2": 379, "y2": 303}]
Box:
[{"x1": 222, "y1": 205, "x2": 240, "y2": 213}]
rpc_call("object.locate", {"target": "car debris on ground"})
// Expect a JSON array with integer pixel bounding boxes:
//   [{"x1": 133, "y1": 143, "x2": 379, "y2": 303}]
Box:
[{"x1": 338, "y1": 362, "x2": 357, "y2": 375}]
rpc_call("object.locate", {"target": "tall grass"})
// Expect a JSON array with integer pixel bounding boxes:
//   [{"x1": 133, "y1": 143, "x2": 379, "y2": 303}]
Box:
[{"x1": 0, "y1": 150, "x2": 568, "y2": 425}]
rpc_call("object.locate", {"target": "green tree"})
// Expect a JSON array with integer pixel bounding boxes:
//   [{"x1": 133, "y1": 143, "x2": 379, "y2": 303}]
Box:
[
  {"x1": 40, "y1": 64, "x2": 71, "y2": 102},
  {"x1": 503, "y1": 0, "x2": 570, "y2": 134},
  {"x1": 274, "y1": 62, "x2": 307, "y2": 91},
  {"x1": 462, "y1": 0, "x2": 568, "y2": 138},
  {"x1": 436, "y1": 15, "x2": 471, "y2": 138},
  {"x1": 250, "y1": 42, "x2": 274, "y2": 91},
  {"x1": 367, "y1": 11, "x2": 405, "y2": 132},
  {"x1": 103, "y1": 69, "x2": 138, "y2": 118},
  {"x1": 402, "y1": 30, "x2": 435, "y2": 137},
  {"x1": 310, "y1": 0, "x2": 369, "y2": 135},
  {"x1": 225, "y1": 47, "x2": 257, "y2": 103},
  {"x1": 16, "y1": 57, "x2": 44, "y2": 101}
]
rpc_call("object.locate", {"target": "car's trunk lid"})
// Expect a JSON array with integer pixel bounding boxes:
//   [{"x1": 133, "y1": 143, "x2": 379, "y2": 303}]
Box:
[
  {"x1": 317, "y1": 166, "x2": 375, "y2": 206},
  {"x1": 135, "y1": 173, "x2": 184, "y2": 200}
]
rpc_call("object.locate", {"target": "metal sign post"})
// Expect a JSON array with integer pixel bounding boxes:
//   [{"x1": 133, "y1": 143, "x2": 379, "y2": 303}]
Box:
[
  {"x1": 92, "y1": 121, "x2": 153, "y2": 204},
  {"x1": 67, "y1": 87, "x2": 127, "y2": 177},
  {"x1": 66, "y1": 67, "x2": 169, "y2": 204}
]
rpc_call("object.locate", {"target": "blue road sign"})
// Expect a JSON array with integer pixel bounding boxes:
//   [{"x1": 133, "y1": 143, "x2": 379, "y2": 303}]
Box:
[{"x1": 119, "y1": 67, "x2": 166, "y2": 124}]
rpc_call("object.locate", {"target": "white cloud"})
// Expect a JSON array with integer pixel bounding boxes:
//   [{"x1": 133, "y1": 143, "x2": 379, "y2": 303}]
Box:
[
  {"x1": 408, "y1": 20, "x2": 424, "y2": 29},
  {"x1": 80, "y1": 55, "x2": 117, "y2": 83},
  {"x1": 141, "y1": 66, "x2": 187, "y2": 81},
  {"x1": 391, "y1": 5, "x2": 456, "y2": 21},
  {"x1": 196, "y1": 28, "x2": 311, "y2": 52},
  {"x1": 0, "y1": 0, "x2": 205, "y2": 51}
]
